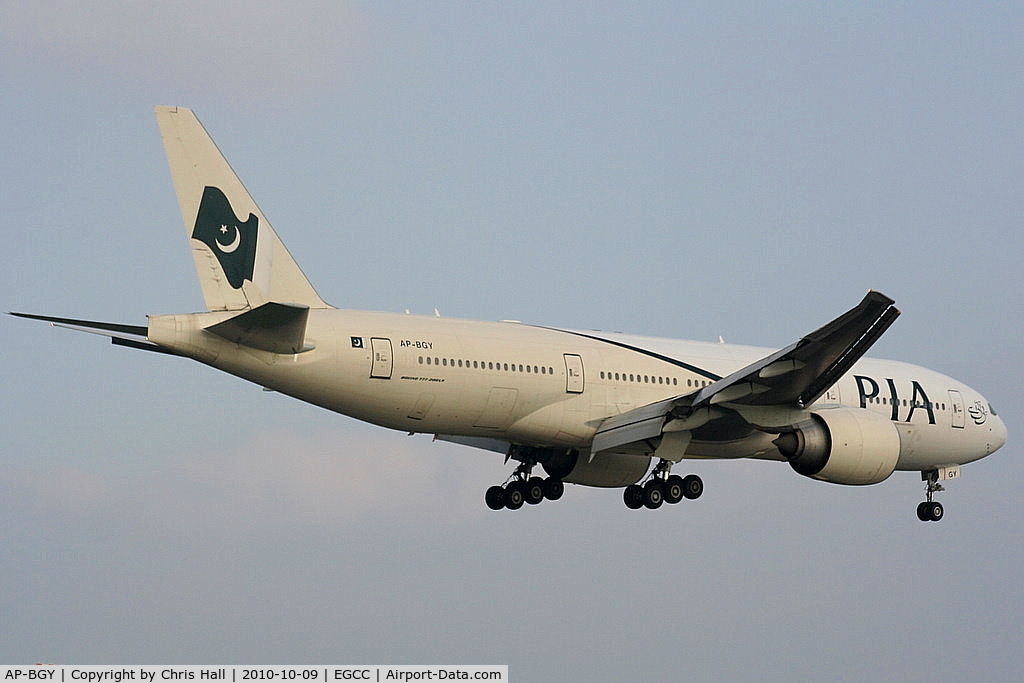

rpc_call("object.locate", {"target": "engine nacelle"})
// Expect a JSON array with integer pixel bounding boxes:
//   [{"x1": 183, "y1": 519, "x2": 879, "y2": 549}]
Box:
[
  {"x1": 773, "y1": 407, "x2": 901, "y2": 485},
  {"x1": 542, "y1": 449, "x2": 649, "y2": 487}
]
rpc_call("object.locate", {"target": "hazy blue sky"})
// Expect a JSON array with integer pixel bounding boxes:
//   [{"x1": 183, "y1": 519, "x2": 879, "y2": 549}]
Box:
[{"x1": 2, "y1": 2, "x2": 1021, "y2": 679}]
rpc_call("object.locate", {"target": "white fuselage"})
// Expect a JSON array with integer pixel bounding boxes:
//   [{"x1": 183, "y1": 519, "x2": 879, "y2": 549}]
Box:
[{"x1": 148, "y1": 308, "x2": 1007, "y2": 473}]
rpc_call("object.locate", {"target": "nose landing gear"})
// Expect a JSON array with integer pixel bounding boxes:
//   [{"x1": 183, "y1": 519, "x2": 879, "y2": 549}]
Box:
[{"x1": 917, "y1": 468, "x2": 957, "y2": 522}]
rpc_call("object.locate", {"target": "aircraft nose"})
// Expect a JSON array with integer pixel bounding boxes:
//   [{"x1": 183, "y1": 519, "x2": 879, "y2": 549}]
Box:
[{"x1": 991, "y1": 414, "x2": 1008, "y2": 453}]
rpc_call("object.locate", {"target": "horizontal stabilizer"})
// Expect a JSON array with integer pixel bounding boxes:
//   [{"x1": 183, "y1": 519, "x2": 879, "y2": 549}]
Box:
[
  {"x1": 10, "y1": 312, "x2": 147, "y2": 337},
  {"x1": 110, "y1": 336, "x2": 181, "y2": 355},
  {"x1": 9, "y1": 312, "x2": 178, "y2": 355},
  {"x1": 205, "y1": 302, "x2": 311, "y2": 354}
]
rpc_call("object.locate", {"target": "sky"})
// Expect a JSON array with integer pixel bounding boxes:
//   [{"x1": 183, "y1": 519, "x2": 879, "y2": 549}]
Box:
[{"x1": 1, "y1": 1, "x2": 1022, "y2": 678}]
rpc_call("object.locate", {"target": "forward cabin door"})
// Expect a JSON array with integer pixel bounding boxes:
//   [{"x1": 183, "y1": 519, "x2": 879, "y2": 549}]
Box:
[
  {"x1": 564, "y1": 354, "x2": 584, "y2": 394},
  {"x1": 370, "y1": 337, "x2": 393, "y2": 379},
  {"x1": 949, "y1": 389, "x2": 965, "y2": 429}
]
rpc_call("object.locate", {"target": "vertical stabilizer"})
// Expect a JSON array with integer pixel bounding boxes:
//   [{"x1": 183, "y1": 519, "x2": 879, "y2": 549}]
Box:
[{"x1": 156, "y1": 106, "x2": 329, "y2": 311}]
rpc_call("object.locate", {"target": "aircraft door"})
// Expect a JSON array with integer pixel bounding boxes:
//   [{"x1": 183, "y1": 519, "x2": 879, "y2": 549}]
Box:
[
  {"x1": 370, "y1": 337, "x2": 393, "y2": 379},
  {"x1": 564, "y1": 354, "x2": 584, "y2": 394},
  {"x1": 949, "y1": 389, "x2": 965, "y2": 428}
]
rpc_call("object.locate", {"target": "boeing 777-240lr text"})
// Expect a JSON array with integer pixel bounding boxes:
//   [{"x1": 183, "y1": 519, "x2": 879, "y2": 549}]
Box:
[{"x1": 12, "y1": 107, "x2": 1007, "y2": 521}]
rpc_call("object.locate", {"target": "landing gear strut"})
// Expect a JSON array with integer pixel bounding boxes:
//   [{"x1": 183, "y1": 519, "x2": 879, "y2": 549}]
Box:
[
  {"x1": 486, "y1": 458, "x2": 564, "y2": 511},
  {"x1": 624, "y1": 459, "x2": 702, "y2": 510},
  {"x1": 917, "y1": 470, "x2": 945, "y2": 522}
]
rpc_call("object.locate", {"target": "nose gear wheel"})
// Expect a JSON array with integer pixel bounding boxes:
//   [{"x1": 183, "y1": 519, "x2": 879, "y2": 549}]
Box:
[{"x1": 916, "y1": 470, "x2": 945, "y2": 522}]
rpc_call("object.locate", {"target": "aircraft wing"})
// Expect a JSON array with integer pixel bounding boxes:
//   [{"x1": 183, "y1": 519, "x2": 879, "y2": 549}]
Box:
[{"x1": 590, "y1": 291, "x2": 900, "y2": 454}]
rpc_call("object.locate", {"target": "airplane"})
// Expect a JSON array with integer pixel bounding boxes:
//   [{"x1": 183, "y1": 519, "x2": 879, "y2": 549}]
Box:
[{"x1": 11, "y1": 106, "x2": 1007, "y2": 522}]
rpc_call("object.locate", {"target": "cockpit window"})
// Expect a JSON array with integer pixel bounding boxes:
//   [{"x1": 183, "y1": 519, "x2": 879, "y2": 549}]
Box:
[{"x1": 989, "y1": 403, "x2": 998, "y2": 416}]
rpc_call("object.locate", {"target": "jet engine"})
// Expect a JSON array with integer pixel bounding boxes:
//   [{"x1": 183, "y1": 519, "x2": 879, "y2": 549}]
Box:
[
  {"x1": 542, "y1": 449, "x2": 650, "y2": 487},
  {"x1": 773, "y1": 408, "x2": 901, "y2": 485}
]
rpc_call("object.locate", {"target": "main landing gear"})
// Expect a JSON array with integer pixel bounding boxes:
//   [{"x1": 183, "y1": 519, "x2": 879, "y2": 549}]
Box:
[
  {"x1": 486, "y1": 460, "x2": 564, "y2": 511},
  {"x1": 916, "y1": 469, "x2": 946, "y2": 522},
  {"x1": 623, "y1": 459, "x2": 703, "y2": 510}
]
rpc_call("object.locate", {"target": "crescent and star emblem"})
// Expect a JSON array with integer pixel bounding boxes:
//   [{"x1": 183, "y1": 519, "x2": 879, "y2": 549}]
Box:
[
  {"x1": 216, "y1": 224, "x2": 241, "y2": 253},
  {"x1": 191, "y1": 187, "x2": 258, "y2": 289}
]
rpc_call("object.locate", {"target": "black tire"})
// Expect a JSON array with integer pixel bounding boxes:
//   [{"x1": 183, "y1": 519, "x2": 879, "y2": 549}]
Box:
[
  {"x1": 543, "y1": 478, "x2": 564, "y2": 501},
  {"x1": 505, "y1": 482, "x2": 525, "y2": 510},
  {"x1": 664, "y1": 475, "x2": 684, "y2": 504},
  {"x1": 525, "y1": 477, "x2": 545, "y2": 505},
  {"x1": 623, "y1": 484, "x2": 644, "y2": 509},
  {"x1": 926, "y1": 501, "x2": 944, "y2": 522},
  {"x1": 643, "y1": 480, "x2": 664, "y2": 509},
  {"x1": 682, "y1": 474, "x2": 703, "y2": 500},
  {"x1": 485, "y1": 485, "x2": 506, "y2": 510},
  {"x1": 916, "y1": 501, "x2": 929, "y2": 522}
]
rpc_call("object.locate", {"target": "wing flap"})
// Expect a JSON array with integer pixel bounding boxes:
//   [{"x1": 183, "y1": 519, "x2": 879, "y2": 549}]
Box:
[{"x1": 590, "y1": 396, "x2": 677, "y2": 454}]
